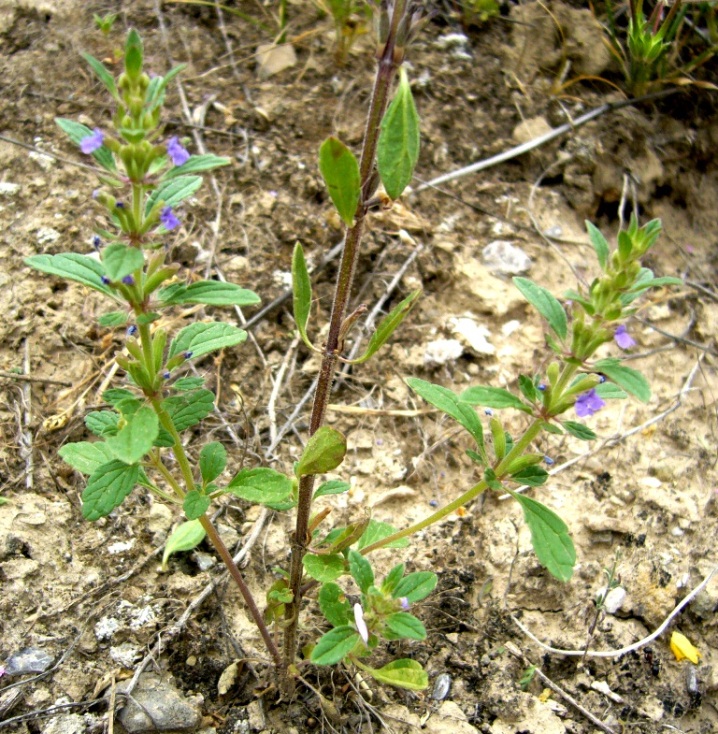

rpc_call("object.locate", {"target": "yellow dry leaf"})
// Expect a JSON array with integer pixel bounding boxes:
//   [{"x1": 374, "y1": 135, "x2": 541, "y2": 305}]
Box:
[{"x1": 670, "y1": 631, "x2": 701, "y2": 664}]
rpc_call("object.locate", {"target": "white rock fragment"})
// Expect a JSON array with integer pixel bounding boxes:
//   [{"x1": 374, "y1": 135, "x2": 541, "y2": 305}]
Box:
[
  {"x1": 256, "y1": 42, "x2": 297, "y2": 79},
  {"x1": 591, "y1": 679, "x2": 624, "y2": 703},
  {"x1": 423, "y1": 338, "x2": 463, "y2": 366},
  {"x1": 110, "y1": 643, "x2": 141, "y2": 668},
  {"x1": 482, "y1": 240, "x2": 532, "y2": 275},
  {"x1": 0, "y1": 182, "x2": 20, "y2": 196},
  {"x1": 94, "y1": 617, "x2": 121, "y2": 641},
  {"x1": 29, "y1": 151, "x2": 55, "y2": 170},
  {"x1": 602, "y1": 586, "x2": 627, "y2": 614},
  {"x1": 434, "y1": 33, "x2": 472, "y2": 59},
  {"x1": 107, "y1": 540, "x2": 134, "y2": 555},
  {"x1": 449, "y1": 315, "x2": 495, "y2": 355},
  {"x1": 36, "y1": 227, "x2": 61, "y2": 245}
]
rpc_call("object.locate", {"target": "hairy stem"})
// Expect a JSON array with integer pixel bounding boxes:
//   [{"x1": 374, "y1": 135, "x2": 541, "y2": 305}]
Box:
[{"x1": 283, "y1": 0, "x2": 408, "y2": 671}]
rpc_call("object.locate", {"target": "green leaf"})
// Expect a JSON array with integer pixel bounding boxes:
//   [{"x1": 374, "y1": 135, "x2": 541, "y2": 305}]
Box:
[
  {"x1": 303, "y1": 553, "x2": 345, "y2": 583},
  {"x1": 393, "y1": 572, "x2": 437, "y2": 602},
  {"x1": 162, "y1": 389, "x2": 215, "y2": 431},
  {"x1": 561, "y1": 420, "x2": 597, "y2": 440},
  {"x1": 507, "y1": 491, "x2": 576, "y2": 582},
  {"x1": 513, "y1": 277, "x2": 568, "y2": 340},
  {"x1": 460, "y1": 385, "x2": 531, "y2": 412},
  {"x1": 311, "y1": 626, "x2": 360, "y2": 666},
  {"x1": 354, "y1": 290, "x2": 421, "y2": 364},
  {"x1": 296, "y1": 426, "x2": 347, "y2": 477},
  {"x1": 145, "y1": 63, "x2": 186, "y2": 112},
  {"x1": 292, "y1": 242, "x2": 313, "y2": 349},
  {"x1": 103, "y1": 388, "x2": 135, "y2": 406},
  {"x1": 511, "y1": 465, "x2": 549, "y2": 486},
  {"x1": 407, "y1": 378, "x2": 485, "y2": 448},
  {"x1": 54, "y1": 118, "x2": 116, "y2": 172},
  {"x1": 318, "y1": 582, "x2": 351, "y2": 627},
  {"x1": 594, "y1": 382, "x2": 627, "y2": 400},
  {"x1": 25, "y1": 253, "x2": 116, "y2": 297},
  {"x1": 227, "y1": 467, "x2": 293, "y2": 505},
  {"x1": 369, "y1": 659, "x2": 428, "y2": 690},
  {"x1": 98, "y1": 311, "x2": 128, "y2": 328},
  {"x1": 145, "y1": 175, "x2": 202, "y2": 215},
  {"x1": 59, "y1": 441, "x2": 115, "y2": 475},
  {"x1": 594, "y1": 359, "x2": 651, "y2": 402},
  {"x1": 200, "y1": 442, "x2": 227, "y2": 484},
  {"x1": 168, "y1": 321, "x2": 247, "y2": 360},
  {"x1": 101, "y1": 243, "x2": 144, "y2": 282},
  {"x1": 161, "y1": 519, "x2": 206, "y2": 570},
  {"x1": 318, "y1": 136, "x2": 361, "y2": 227},
  {"x1": 163, "y1": 154, "x2": 230, "y2": 179},
  {"x1": 85, "y1": 411, "x2": 119, "y2": 437},
  {"x1": 626, "y1": 275, "x2": 683, "y2": 293},
  {"x1": 356, "y1": 519, "x2": 409, "y2": 550},
  {"x1": 348, "y1": 549, "x2": 374, "y2": 593},
  {"x1": 313, "y1": 479, "x2": 351, "y2": 500},
  {"x1": 159, "y1": 281, "x2": 260, "y2": 307},
  {"x1": 183, "y1": 490, "x2": 210, "y2": 520},
  {"x1": 173, "y1": 377, "x2": 206, "y2": 391},
  {"x1": 585, "y1": 221, "x2": 609, "y2": 270},
  {"x1": 377, "y1": 68, "x2": 420, "y2": 200},
  {"x1": 385, "y1": 612, "x2": 426, "y2": 641},
  {"x1": 381, "y1": 563, "x2": 405, "y2": 595},
  {"x1": 82, "y1": 460, "x2": 140, "y2": 520},
  {"x1": 105, "y1": 406, "x2": 159, "y2": 465},
  {"x1": 518, "y1": 374, "x2": 538, "y2": 403},
  {"x1": 81, "y1": 52, "x2": 119, "y2": 100}
]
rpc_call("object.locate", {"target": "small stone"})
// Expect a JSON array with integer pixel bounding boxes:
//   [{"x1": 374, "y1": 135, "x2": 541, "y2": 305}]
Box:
[
  {"x1": 247, "y1": 700, "x2": 266, "y2": 731},
  {"x1": 0, "y1": 182, "x2": 20, "y2": 196},
  {"x1": 482, "y1": 240, "x2": 532, "y2": 275},
  {"x1": 36, "y1": 227, "x2": 61, "y2": 245},
  {"x1": 602, "y1": 586, "x2": 627, "y2": 614},
  {"x1": 424, "y1": 338, "x2": 463, "y2": 366},
  {"x1": 4, "y1": 647, "x2": 54, "y2": 676},
  {"x1": 42, "y1": 713, "x2": 85, "y2": 734},
  {"x1": 256, "y1": 43, "x2": 297, "y2": 79},
  {"x1": 116, "y1": 673, "x2": 201, "y2": 732},
  {"x1": 512, "y1": 116, "x2": 553, "y2": 145},
  {"x1": 432, "y1": 673, "x2": 452, "y2": 701},
  {"x1": 449, "y1": 315, "x2": 495, "y2": 356}
]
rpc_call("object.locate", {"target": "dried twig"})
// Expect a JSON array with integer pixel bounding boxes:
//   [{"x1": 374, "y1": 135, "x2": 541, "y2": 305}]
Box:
[
  {"x1": 0, "y1": 370, "x2": 72, "y2": 387},
  {"x1": 504, "y1": 642, "x2": 618, "y2": 734}
]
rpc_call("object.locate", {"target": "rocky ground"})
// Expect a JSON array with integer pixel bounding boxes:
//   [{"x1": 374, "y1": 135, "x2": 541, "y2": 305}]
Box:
[{"x1": 1, "y1": 0, "x2": 718, "y2": 732}]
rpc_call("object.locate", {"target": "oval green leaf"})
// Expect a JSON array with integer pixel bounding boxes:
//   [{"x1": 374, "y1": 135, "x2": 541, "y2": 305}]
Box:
[
  {"x1": 227, "y1": 467, "x2": 293, "y2": 505},
  {"x1": 310, "y1": 626, "x2": 360, "y2": 666},
  {"x1": 162, "y1": 519, "x2": 206, "y2": 570},
  {"x1": 296, "y1": 426, "x2": 347, "y2": 477},
  {"x1": 318, "y1": 136, "x2": 360, "y2": 227},
  {"x1": 513, "y1": 277, "x2": 568, "y2": 340}
]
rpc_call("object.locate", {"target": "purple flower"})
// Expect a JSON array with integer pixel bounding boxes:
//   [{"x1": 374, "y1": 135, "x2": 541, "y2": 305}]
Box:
[
  {"x1": 544, "y1": 455, "x2": 555, "y2": 465},
  {"x1": 166, "y1": 136, "x2": 190, "y2": 166},
  {"x1": 575, "y1": 388, "x2": 606, "y2": 418},
  {"x1": 400, "y1": 597, "x2": 410, "y2": 610},
  {"x1": 160, "y1": 206, "x2": 180, "y2": 231},
  {"x1": 101, "y1": 275, "x2": 111, "y2": 285},
  {"x1": 538, "y1": 384, "x2": 547, "y2": 391},
  {"x1": 353, "y1": 603, "x2": 369, "y2": 644},
  {"x1": 614, "y1": 325, "x2": 636, "y2": 350},
  {"x1": 92, "y1": 235, "x2": 102, "y2": 250},
  {"x1": 126, "y1": 325, "x2": 138, "y2": 337},
  {"x1": 184, "y1": 351, "x2": 193, "y2": 359},
  {"x1": 122, "y1": 275, "x2": 135, "y2": 286},
  {"x1": 80, "y1": 128, "x2": 104, "y2": 154}
]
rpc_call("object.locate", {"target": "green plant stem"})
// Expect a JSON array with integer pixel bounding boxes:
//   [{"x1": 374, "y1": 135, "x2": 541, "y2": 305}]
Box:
[
  {"x1": 283, "y1": 0, "x2": 408, "y2": 671},
  {"x1": 137, "y1": 331, "x2": 280, "y2": 668},
  {"x1": 361, "y1": 419, "x2": 545, "y2": 555}
]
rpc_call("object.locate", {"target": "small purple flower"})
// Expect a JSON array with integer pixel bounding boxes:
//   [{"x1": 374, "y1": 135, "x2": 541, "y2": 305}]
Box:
[
  {"x1": 614, "y1": 325, "x2": 636, "y2": 350},
  {"x1": 122, "y1": 275, "x2": 135, "y2": 286},
  {"x1": 160, "y1": 206, "x2": 180, "y2": 231},
  {"x1": 544, "y1": 455, "x2": 555, "y2": 465},
  {"x1": 166, "y1": 136, "x2": 190, "y2": 166},
  {"x1": 598, "y1": 374, "x2": 607, "y2": 383},
  {"x1": 101, "y1": 275, "x2": 111, "y2": 285},
  {"x1": 353, "y1": 603, "x2": 369, "y2": 644},
  {"x1": 162, "y1": 371, "x2": 171, "y2": 379},
  {"x1": 484, "y1": 408, "x2": 493, "y2": 416},
  {"x1": 116, "y1": 201, "x2": 125, "y2": 209},
  {"x1": 575, "y1": 388, "x2": 606, "y2": 418},
  {"x1": 92, "y1": 235, "x2": 102, "y2": 250},
  {"x1": 184, "y1": 351, "x2": 193, "y2": 359},
  {"x1": 538, "y1": 383, "x2": 547, "y2": 391},
  {"x1": 80, "y1": 128, "x2": 104, "y2": 154},
  {"x1": 429, "y1": 499, "x2": 439, "y2": 508},
  {"x1": 126, "y1": 325, "x2": 138, "y2": 337},
  {"x1": 400, "y1": 597, "x2": 410, "y2": 610}
]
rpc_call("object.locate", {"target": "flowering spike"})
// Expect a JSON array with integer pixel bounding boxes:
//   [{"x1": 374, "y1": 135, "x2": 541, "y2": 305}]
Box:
[
  {"x1": 160, "y1": 206, "x2": 180, "y2": 231},
  {"x1": 574, "y1": 388, "x2": 606, "y2": 418},
  {"x1": 166, "y1": 137, "x2": 190, "y2": 166},
  {"x1": 80, "y1": 128, "x2": 104, "y2": 154}
]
